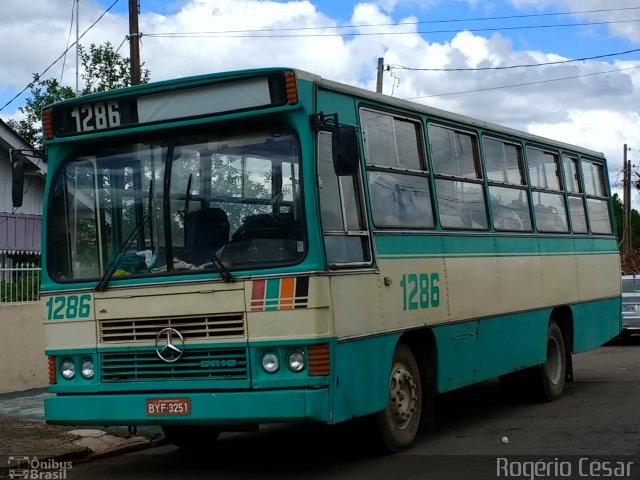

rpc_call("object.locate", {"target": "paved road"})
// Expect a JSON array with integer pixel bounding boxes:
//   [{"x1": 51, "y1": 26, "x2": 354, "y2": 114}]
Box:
[{"x1": 63, "y1": 336, "x2": 640, "y2": 479}]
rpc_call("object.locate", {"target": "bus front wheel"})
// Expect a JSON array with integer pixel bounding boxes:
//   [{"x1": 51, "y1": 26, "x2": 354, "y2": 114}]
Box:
[{"x1": 376, "y1": 343, "x2": 423, "y2": 452}]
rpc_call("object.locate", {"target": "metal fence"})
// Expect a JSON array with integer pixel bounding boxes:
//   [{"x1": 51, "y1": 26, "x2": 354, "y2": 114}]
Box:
[{"x1": 0, "y1": 260, "x2": 41, "y2": 304}]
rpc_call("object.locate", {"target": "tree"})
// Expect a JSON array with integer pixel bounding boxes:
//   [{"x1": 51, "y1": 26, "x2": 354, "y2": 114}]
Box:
[
  {"x1": 613, "y1": 193, "x2": 623, "y2": 241},
  {"x1": 79, "y1": 42, "x2": 150, "y2": 94},
  {"x1": 7, "y1": 42, "x2": 150, "y2": 148},
  {"x1": 612, "y1": 193, "x2": 640, "y2": 250},
  {"x1": 7, "y1": 78, "x2": 74, "y2": 148}
]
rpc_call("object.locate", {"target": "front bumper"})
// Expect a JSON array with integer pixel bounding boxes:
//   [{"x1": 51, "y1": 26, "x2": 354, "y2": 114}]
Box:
[{"x1": 45, "y1": 388, "x2": 331, "y2": 426}]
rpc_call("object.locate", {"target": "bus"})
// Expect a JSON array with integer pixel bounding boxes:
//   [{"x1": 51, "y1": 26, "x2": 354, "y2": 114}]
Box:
[{"x1": 22, "y1": 68, "x2": 621, "y2": 452}]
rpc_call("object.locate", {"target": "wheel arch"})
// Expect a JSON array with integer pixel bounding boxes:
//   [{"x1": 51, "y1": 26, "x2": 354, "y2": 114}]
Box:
[
  {"x1": 398, "y1": 328, "x2": 437, "y2": 431},
  {"x1": 550, "y1": 305, "x2": 574, "y2": 382},
  {"x1": 398, "y1": 328, "x2": 437, "y2": 377}
]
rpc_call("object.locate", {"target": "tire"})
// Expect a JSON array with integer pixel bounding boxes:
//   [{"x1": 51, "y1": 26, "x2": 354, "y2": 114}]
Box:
[
  {"x1": 376, "y1": 343, "x2": 423, "y2": 452},
  {"x1": 536, "y1": 320, "x2": 566, "y2": 401},
  {"x1": 500, "y1": 320, "x2": 567, "y2": 402},
  {"x1": 162, "y1": 425, "x2": 221, "y2": 451}
]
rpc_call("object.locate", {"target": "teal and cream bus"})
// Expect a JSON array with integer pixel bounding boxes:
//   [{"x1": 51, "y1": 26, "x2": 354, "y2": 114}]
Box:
[{"x1": 29, "y1": 68, "x2": 621, "y2": 451}]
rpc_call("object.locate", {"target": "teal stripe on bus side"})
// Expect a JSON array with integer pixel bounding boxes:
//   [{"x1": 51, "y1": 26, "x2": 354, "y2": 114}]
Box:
[{"x1": 374, "y1": 234, "x2": 617, "y2": 258}]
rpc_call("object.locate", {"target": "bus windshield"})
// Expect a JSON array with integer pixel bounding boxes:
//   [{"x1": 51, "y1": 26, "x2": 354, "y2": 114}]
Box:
[{"x1": 47, "y1": 126, "x2": 304, "y2": 282}]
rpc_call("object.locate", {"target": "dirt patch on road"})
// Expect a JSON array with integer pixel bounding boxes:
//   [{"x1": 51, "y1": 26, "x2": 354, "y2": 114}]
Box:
[{"x1": 0, "y1": 417, "x2": 88, "y2": 459}]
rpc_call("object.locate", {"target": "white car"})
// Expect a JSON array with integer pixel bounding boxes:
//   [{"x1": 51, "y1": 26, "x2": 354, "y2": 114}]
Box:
[{"x1": 621, "y1": 275, "x2": 640, "y2": 336}]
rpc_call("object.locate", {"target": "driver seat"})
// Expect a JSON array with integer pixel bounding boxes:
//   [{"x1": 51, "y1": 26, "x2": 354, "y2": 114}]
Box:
[{"x1": 184, "y1": 207, "x2": 230, "y2": 265}]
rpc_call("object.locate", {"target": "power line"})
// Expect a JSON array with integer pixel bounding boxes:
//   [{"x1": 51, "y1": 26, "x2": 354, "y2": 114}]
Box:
[
  {"x1": 404, "y1": 65, "x2": 640, "y2": 99},
  {"x1": 142, "y1": 6, "x2": 640, "y2": 36},
  {"x1": 389, "y1": 47, "x2": 640, "y2": 72},
  {"x1": 143, "y1": 18, "x2": 640, "y2": 39},
  {"x1": 60, "y1": 0, "x2": 77, "y2": 82},
  {"x1": 0, "y1": 0, "x2": 120, "y2": 114}
]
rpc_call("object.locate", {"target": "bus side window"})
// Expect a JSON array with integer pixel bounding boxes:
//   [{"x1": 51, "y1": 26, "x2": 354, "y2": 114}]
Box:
[
  {"x1": 368, "y1": 171, "x2": 433, "y2": 228},
  {"x1": 568, "y1": 197, "x2": 588, "y2": 233},
  {"x1": 582, "y1": 159, "x2": 612, "y2": 235},
  {"x1": 318, "y1": 131, "x2": 371, "y2": 266},
  {"x1": 533, "y1": 192, "x2": 569, "y2": 233},
  {"x1": 429, "y1": 123, "x2": 488, "y2": 230}
]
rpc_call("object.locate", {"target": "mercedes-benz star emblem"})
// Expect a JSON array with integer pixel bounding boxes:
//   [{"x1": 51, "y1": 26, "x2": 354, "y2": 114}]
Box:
[{"x1": 155, "y1": 328, "x2": 185, "y2": 363}]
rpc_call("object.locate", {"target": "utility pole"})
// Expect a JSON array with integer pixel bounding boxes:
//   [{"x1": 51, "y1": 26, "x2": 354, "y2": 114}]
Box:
[
  {"x1": 75, "y1": 0, "x2": 80, "y2": 95},
  {"x1": 376, "y1": 57, "x2": 384, "y2": 93},
  {"x1": 623, "y1": 144, "x2": 632, "y2": 256},
  {"x1": 128, "y1": 0, "x2": 141, "y2": 85}
]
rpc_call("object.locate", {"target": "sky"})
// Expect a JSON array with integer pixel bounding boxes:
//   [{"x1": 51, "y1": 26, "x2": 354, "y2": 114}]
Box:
[{"x1": 1, "y1": 0, "x2": 639, "y2": 198}]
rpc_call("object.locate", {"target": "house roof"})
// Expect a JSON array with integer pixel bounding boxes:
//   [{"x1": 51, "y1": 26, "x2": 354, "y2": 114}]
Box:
[
  {"x1": 0, "y1": 119, "x2": 44, "y2": 254},
  {"x1": 0, "y1": 118, "x2": 47, "y2": 175},
  {"x1": 0, "y1": 213, "x2": 41, "y2": 254}
]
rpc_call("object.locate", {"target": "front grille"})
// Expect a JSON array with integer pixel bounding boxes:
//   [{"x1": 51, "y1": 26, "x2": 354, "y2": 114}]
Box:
[
  {"x1": 99, "y1": 314, "x2": 245, "y2": 343},
  {"x1": 100, "y1": 347, "x2": 248, "y2": 382}
]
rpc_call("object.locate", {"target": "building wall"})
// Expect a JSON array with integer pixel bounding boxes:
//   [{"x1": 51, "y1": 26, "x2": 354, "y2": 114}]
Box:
[
  {"x1": 0, "y1": 303, "x2": 48, "y2": 393},
  {"x1": 0, "y1": 154, "x2": 45, "y2": 216}
]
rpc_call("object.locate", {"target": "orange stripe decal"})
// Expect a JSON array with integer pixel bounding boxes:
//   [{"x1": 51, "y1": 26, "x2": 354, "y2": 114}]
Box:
[{"x1": 280, "y1": 277, "x2": 295, "y2": 310}]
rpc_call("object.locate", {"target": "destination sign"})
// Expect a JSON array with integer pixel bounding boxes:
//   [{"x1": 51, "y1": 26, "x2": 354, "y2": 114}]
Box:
[
  {"x1": 50, "y1": 72, "x2": 293, "y2": 137},
  {"x1": 53, "y1": 99, "x2": 138, "y2": 135}
]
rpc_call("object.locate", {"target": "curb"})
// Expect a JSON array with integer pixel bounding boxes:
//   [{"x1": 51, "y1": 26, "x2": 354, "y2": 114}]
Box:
[{"x1": 78, "y1": 436, "x2": 167, "y2": 463}]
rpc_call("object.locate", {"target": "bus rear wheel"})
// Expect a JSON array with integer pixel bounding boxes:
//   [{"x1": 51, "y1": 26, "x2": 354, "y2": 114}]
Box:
[
  {"x1": 500, "y1": 320, "x2": 567, "y2": 402},
  {"x1": 376, "y1": 343, "x2": 423, "y2": 452},
  {"x1": 161, "y1": 425, "x2": 221, "y2": 451},
  {"x1": 536, "y1": 320, "x2": 566, "y2": 401}
]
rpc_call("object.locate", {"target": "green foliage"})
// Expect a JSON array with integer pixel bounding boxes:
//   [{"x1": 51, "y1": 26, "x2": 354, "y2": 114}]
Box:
[
  {"x1": 613, "y1": 193, "x2": 623, "y2": 238},
  {"x1": 0, "y1": 272, "x2": 40, "y2": 302},
  {"x1": 79, "y1": 42, "x2": 150, "y2": 94},
  {"x1": 612, "y1": 193, "x2": 640, "y2": 250},
  {"x1": 7, "y1": 42, "x2": 150, "y2": 148},
  {"x1": 7, "y1": 78, "x2": 74, "y2": 148}
]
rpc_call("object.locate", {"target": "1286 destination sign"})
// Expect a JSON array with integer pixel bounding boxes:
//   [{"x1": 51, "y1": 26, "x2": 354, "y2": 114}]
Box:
[{"x1": 53, "y1": 98, "x2": 138, "y2": 136}]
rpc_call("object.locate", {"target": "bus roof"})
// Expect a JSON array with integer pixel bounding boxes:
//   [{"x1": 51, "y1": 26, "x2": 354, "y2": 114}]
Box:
[{"x1": 294, "y1": 69, "x2": 606, "y2": 160}]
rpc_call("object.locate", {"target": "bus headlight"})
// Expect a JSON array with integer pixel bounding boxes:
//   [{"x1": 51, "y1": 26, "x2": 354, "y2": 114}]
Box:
[
  {"x1": 60, "y1": 360, "x2": 75, "y2": 380},
  {"x1": 81, "y1": 359, "x2": 95, "y2": 379},
  {"x1": 261, "y1": 352, "x2": 279, "y2": 373},
  {"x1": 286, "y1": 350, "x2": 305, "y2": 372}
]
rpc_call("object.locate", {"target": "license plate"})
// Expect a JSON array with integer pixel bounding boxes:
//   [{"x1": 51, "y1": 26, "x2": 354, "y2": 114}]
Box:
[
  {"x1": 146, "y1": 398, "x2": 191, "y2": 416},
  {"x1": 623, "y1": 305, "x2": 637, "y2": 313}
]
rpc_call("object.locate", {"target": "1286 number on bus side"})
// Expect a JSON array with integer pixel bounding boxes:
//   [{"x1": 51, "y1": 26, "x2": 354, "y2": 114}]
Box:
[{"x1": 400, "y1": 273, "x2": 440, "y2": 311}]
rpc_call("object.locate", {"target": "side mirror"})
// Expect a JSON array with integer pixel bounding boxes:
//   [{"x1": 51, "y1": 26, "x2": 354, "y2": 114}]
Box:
[
  {"x1": 332, "y1": 126, "x2": 360, "y2": 176},
  {"x1": 12, "y1": 160, "x2": 25, "y2": 208}
]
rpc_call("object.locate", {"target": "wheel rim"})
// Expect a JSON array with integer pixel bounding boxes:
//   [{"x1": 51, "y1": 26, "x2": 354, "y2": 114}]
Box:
[
  {"x1": 545, "y1": 336, "x2": 562, "y2": 385},
  {"x1": 388, "y1": 362, "x2": 418, "y2": 430}
]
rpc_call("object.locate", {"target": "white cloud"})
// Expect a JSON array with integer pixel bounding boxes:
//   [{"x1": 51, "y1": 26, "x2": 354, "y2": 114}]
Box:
[
  {"x1": 507, "y1": 0, "x2": 640, "y2": 42},
  {"x1": 140, "y1": 1, "x2": 358, "y2": 85},
  {"x1": 528, "y1": 110, "x2": 640, "y2": 178}
]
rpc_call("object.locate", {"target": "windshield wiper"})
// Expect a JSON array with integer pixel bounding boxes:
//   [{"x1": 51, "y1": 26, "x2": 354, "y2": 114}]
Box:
[
  {"x1": 209, "y1": 251, "x2": 234, "y2": 282},
  {"x1": 95, "y1": 213, "x2": 151, "y2": 292},
  {"x1": 190, "y1": 228, "x2": 234, "y2": 283}
]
